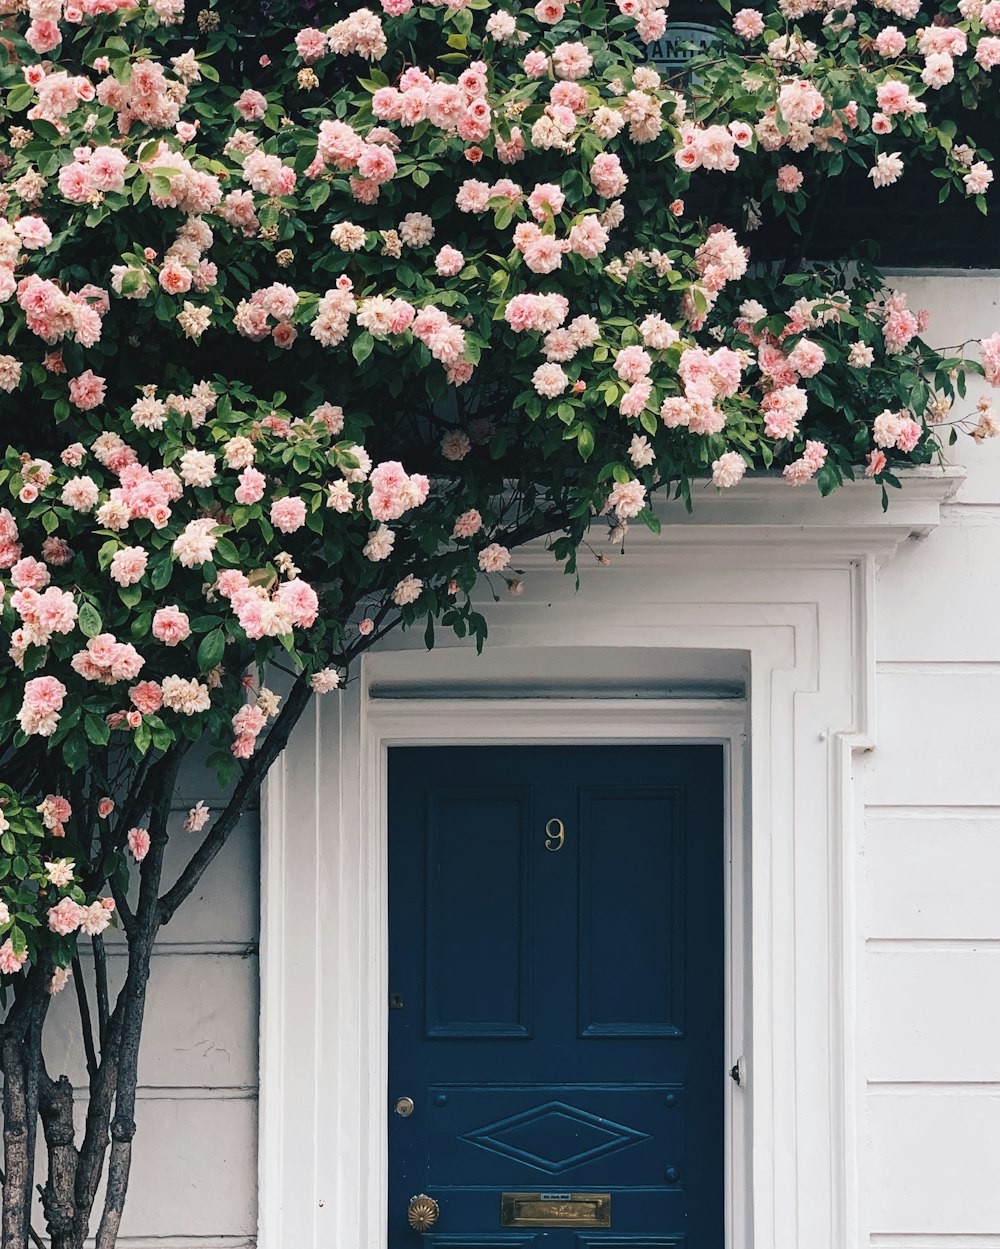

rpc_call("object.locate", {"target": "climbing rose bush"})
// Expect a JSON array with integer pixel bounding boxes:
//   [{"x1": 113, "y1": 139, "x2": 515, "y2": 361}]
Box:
[{"x1": 0, "y1": 0, "x2": 999, "y2": 1239}]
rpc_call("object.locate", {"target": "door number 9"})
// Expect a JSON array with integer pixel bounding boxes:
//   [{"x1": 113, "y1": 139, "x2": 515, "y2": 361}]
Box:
[{"x1": 544, "y1": 818, "x2": 566, "y2": 852}]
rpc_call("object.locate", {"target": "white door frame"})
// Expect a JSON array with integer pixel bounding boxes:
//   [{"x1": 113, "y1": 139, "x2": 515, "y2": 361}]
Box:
[{"x1": 258, "y1": 472, "x2": 963, "y2": 1249}]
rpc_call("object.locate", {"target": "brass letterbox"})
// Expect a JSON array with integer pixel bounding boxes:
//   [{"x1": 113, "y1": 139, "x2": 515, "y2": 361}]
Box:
[{"x1": 500, "y1": 1192, "x2": 611, "y2": 1228}]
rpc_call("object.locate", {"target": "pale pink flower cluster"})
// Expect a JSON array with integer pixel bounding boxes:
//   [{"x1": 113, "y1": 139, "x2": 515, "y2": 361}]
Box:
[
  {"x1": 16, "y1": 276, "x2": 105, "y2": 347},
  {"x1": 328, "y1": 8, "x2": 387, "y2": 61},
  {"x1": 0, "y1": 509, "x2": 20, "y2": 569},
  {"x1": 10, "y1": 585, "x2": 78, "y2": 647},
  {"x1": 0, "y1": 941, "x2": 27, "y2": 975},
  {"x1": 47, "y1": 896, "x2": 114, "y2": 938},
  {"x1": 761, "y1": 384, "x2": 809, "y2": 441},
  {"x1": 368, "y1": 461, "x2": 430, "y2": 521},
  {"x1": 411, "y1": 304, "x2": 467, "y2": 365},
  {"x1": 29, "y1": 70, "x2": 94, "y2": 124},
  {"x1": 782, "y1": 440, "x2": 828, "y2": 486},
  {"x1": 231, "y1": 702, "x2": 269, "y2": 758},
  {"x1": 37, "y1": 794, "x2": 71, "y2": 838},
  {"x1": 371, "y1": 63, "x2": 490, "y2": 143},
  {"x1": 675, "y1": 122, "x2": 745, "y2": 173},
  {"x1": 311, "y1": 277, "x2": 358, "y2": 347},
  {"x1": 234, "y1": 282, "x2": 299, "y2": 347},
  {"x1": 504, "y1": 292, "x2": 570, "y2": 333},
  {"x1": 872, "y1": 409, "x2": 922, "y2": 451},
  {"x1": 18, "y1": 675, "x2": 66, "y2": 737},
  {"x1": 981, "y1": 332, "x2": 1000, "y2": 386},
  {"x1": 71, "y1": 634, "x2": 144, "y2": 684},
  {"x1": 877, "y1": 291, "x2": 922, "y2": 354},
  {"x1": 58, "y1": 145, "x2": 128, "y2": 202},
  {"x1": 97, "y1": 59, "x2": 185, "y2": 135}
]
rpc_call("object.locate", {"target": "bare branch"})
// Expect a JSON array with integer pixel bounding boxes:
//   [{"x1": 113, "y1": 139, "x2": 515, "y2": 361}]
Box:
[
  {"x1": 72, "y1": 956, "x2": 98, "y2": 1081},
  {"x1": 158, "y1": 677, "x2": 313, "y2": 926}
]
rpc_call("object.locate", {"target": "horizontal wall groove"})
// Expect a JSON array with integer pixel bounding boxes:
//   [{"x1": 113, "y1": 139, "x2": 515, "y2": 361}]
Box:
[
  {"x1": 79, "y1": 1238, "x2": 255, "y2": 1249},
  {"x1": 876, "y1": 661, "x2": 1000, "y2": 674},
  {"x1": 75, "y1": 941, "x2": 258, "y2": 959},
  {"x1": 871, "y1": 1237, "x2": 1000, "y2": 1247},
  {"x1": 868, "y1": 1080, "x2": 1000, "y2": 1096},
  {"x1": 865, "y1": 804, "x2": 1000, "y2": 818},
  {"x1": 72, "y1": 1085, "x2": 258, "y2": 1103},
  {"x1": 867, "y1": 938, "x2": 1000, "y2": 951}
]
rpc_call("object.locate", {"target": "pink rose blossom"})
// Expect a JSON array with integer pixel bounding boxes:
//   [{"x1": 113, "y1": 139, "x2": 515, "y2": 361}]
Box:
[
  {"x1": 127, "y1": 827, "x2": 150, "y2": 862},
  {"x1": 152, "y1": 605, "x2": 191, "y2": 646},
  {"x1": 270, "y1": 496, "x2": 307, "y2": 533}
]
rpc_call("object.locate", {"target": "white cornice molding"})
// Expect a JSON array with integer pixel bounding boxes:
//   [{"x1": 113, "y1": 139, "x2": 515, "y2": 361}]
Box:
[{"x1": 512, "y1": 467, "x2": 965, "y2": 569}]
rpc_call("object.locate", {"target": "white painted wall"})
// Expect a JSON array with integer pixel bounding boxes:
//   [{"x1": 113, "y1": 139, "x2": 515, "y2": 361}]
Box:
[
  {"x1": 70, "y1": 272, "x2": 997, "y2": 1247},
  {"x1": 861, "y1": 271, "x2": 1000, "y2": 1249},
  {"x1": 37, "y1": 757, "x2": 261, "y2": 1249}
]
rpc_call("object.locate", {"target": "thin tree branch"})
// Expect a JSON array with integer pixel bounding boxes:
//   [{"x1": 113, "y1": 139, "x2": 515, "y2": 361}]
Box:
[
  {"x1": 72, "y1": 956, "x2": 98, "y2": 1081},
  {"x1": 157, "y1": 677, "x2": 313, "y2": 925},
  {"x1": 92, "y1": 937, "x2": 110, "y2": 1051}
]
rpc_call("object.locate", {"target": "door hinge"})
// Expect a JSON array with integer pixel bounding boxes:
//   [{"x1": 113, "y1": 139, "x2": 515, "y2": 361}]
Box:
[{"x1": 730, "y1": 1056, "x2": 747, "y2": 1086}]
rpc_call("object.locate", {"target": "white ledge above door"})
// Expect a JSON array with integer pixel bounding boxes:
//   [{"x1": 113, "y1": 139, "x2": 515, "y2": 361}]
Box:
[{"x1": 515, "y1": 466, "x2": 966, "y2": 570}]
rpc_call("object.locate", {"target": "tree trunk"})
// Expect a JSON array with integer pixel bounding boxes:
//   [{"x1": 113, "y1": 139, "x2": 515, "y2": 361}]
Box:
[{"x1": 38, "y1": 1076, "x2": 80, "y2": 1249}]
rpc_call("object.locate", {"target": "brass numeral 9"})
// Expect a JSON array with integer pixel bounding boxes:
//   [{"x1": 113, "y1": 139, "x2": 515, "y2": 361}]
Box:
[{"x1": 544, "y1": 818, "x2": 565, "y2": 852}]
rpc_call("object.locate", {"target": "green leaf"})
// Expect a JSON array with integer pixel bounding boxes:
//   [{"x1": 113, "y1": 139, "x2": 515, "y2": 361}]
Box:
[
  {"x1": 577, "y1": 427, "x2": 595, "y2": 461},
  {"x1": 78, "y1": 602, "x2": 103, "y2": 639},
  {"x1": 352, "y1": 332, "x2": 374, "y2": 365},
  {"x1": 7, "y1": 84, "x2": 34, "y2": 112},
  {"x1": 197, "y1": 628, "x2": 226, "y2": 672}
]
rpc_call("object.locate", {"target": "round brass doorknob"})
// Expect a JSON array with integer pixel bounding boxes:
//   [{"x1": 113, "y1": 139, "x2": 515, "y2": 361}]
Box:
[{"x1": 407, "y1": 1194, "x2": 440, "y2": 1232}]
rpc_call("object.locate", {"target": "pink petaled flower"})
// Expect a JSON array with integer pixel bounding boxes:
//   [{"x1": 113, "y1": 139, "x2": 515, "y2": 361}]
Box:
[
  {"x1": 235, "y1": 466, "x2": 266, "y2": 505},
  {"x1": 980, "y1": 331, "x2": 1000, "y2": 386},
  {"x1": 392, "y1": 574, "x2": 423, "y2": 606},
  {"x1": 453, "y1": 509, "x2": 483, "y2": 539},
  {"x1": 614, "y1": 345, "x2": 652, "y2": 384},
  {"x1": 23, "y1": 675, "x2": 66, "y2": 714},
  {"x1": 98, "y1": 797, "x2": 115, "y2": 818},
  {"x1": 11, "y1": 557, "x2": 50, "y2": 591},
  {"x1": 110, "y1": 546, "x2": 148, "y2": 587},
  {"x1": 152, "y1": 605, "x2": 191, "y2": 646},
  {"x1": 129, "y1": 680, "x2": 163, "y2": 714},
  {"x1": 271, "y1": 495, "x2": 307, "y2": 533},
  {"x1": 184, "y1": 801, "x2": 210, "y2": 833},
  {"x1": 127, "y1": 827, "x2": 150, "y2": 862},
  {"x1": 48, "y1": 896, "x2": 85, "y2": 937},
  {"x1": 606, "y1": 479, "x2": 647, "y2": 520},
  {"x1": 295, "y1": 26, "x2": 329, "y2": 63},
  {"x1": 776, "y1": 165, "x2": 803, "y2": 194},
  {"x1": 311, "y1": 668, "x2": 341, "y2": 693},
  {"x1": 358, "y1": 617, "x2": 374, "y2": 636},
  {"x1": 68, "y1": 369, "x2": 107, "y2": 410},
  {"x1": 0, "y1": 939, "x2": 27, "y2": 975},
  {"x1": 865, "y1": 449, "x2": 887, "y2": 477},
  {"x1": 478, "y1": 543, "x2": 511, "y2": 573},
  {"x1": 875, "y1": 26, "x2": 906, "y2": 57},
  {"x1": 733, "y1": 8, "x2": 765, "y2": 38},
  {"x1": 712, "y1": 451, "x2": 746, "y2": 489},
  {"x1": 236, "y1": 89, "x2": 268, "y2": 122},
  {"x1": 435, "y1": 245, "x2": 465, "y2": 277},
  {"x1": 528, "y1": 182, "x2": 565, "y2": 220},
  {"x1": 523, "y1": 50, "x2": 549, "y2": 77}
]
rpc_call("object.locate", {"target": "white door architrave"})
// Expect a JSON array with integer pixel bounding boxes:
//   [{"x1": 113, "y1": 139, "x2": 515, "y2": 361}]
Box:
[{"x1": 258, "y1": 470, "x2": 962, "y2": 1249}]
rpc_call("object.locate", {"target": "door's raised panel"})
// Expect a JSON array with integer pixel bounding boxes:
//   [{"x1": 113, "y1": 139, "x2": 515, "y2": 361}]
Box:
[
  {"x1": 428, "y1": 1085, "x2": 684, "y2": 1187},
  {"x1": 425, "y1": 790, "x2": 531, "y2": 1038},
  {"x1": 578, "y1": 790, "x2": 685, "y2": 1038}
]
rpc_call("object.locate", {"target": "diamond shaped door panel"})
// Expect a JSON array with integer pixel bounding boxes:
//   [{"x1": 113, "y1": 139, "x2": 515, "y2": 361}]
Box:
[{"x1": 431, "y1": 1087, "x2": 681, "y2": 1186}]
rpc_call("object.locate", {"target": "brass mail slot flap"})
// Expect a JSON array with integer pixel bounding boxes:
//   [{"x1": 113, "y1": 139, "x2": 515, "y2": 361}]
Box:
[{"x1": 501, "y1": 1192, "x2": 611, "y2": 1228}]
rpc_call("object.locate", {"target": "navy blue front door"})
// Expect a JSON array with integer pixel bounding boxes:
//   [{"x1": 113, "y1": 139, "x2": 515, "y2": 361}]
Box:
[{"x1": 388, "y1": 745, "x2": 724, "y2": 1248}]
